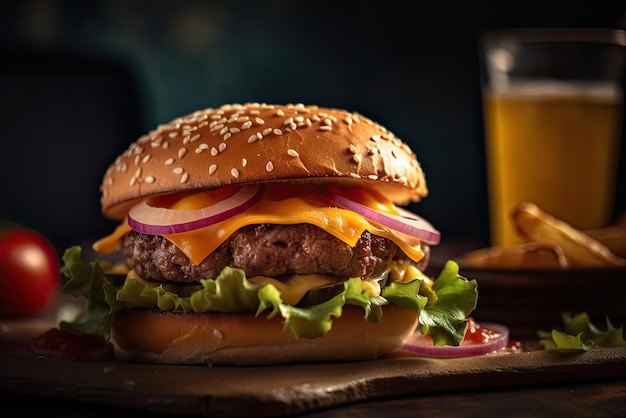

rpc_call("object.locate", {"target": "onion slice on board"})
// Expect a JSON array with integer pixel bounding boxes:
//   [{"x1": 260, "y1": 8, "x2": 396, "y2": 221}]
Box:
[
  {"x1": 128, "y1": 184, "x2": 264, "y2": 235},
  {"x1": 326, "y1": 190, "x2": 441, "y2": 245},
  {"x1": 402, "y1": 321, "x2": 510, "y2": 358}
]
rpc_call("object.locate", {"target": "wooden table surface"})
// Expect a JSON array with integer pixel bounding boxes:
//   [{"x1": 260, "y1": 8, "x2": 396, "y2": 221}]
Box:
[
  {"x1": 4, "y1": 375, "x2": 626, "y2": 417},
  {"x1": 3, "y1": 239, "x2": 625, "y2": 417}
]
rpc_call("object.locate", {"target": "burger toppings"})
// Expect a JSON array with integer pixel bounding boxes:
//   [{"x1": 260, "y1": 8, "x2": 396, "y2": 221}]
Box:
[
  {"x1": 60, "y1": 246, "x2": 477, "y2": 344},
  {"x1": 325, "y1": 186, "x2": 440, "y2": 245},
  {"x1": 94, "y1": 185, "x2": 429, "y2": 266},
  {"x1": 128, "y1": 184, "x2": 264, "y2": 235},
  {"x1": 122, "y1": 226, "x2": 400, "y2": 283}
]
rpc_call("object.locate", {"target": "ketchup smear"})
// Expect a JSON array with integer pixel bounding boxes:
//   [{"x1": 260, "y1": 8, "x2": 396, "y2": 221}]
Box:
[
  {"x1": 463, "y1": 317, "x2": 496, "y2": 344},
  {"x1": 464, "y1": 317, "x2": 522, "y2": 352},
  {"x1": 32, "y1": 328, "x2": 115, "y2": 362}
]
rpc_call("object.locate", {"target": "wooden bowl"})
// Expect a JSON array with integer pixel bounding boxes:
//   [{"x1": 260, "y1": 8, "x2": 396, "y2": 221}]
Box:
[{"x1": 460, "y1": 266, "x2": 626, "y2": 339}]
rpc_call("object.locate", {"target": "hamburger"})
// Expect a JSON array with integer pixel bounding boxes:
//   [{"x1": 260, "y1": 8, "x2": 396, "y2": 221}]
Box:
[{"x1": 60, "y1": 103, "x2": 478, "y2": 366}]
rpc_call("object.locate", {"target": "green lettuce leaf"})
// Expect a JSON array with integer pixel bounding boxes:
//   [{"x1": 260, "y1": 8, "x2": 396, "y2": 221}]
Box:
[
  {"x1": 539, "y1": 312, "x2": 626, "y2": 351},
  {"x1": 59, "y1": 246, "x2": 478, "y2": 345},
  {"x1": 60, "y1": 246, "x2": 127, "y2": 338},
  {"x1": 415, "y1": 260, "x2": 479, "y2": 346}
]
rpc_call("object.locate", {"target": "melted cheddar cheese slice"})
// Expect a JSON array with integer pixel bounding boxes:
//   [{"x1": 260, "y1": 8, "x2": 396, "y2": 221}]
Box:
[{"x1": 93, "y1": 185, "x2": 425, "y2": 266}]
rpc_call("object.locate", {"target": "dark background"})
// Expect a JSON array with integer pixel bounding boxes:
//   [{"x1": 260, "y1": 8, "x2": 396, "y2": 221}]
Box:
[{"x1": 1, "y1": 0, "x2": 625, "y2": 254}]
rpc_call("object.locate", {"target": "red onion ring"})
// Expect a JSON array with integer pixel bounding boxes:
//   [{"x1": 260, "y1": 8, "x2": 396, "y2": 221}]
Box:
[
  {"x1": 403, "y1": 322, "x2": 510, "y2": 357},
  {"x1": 326, "y1": 190, "x2": 441, "y2": 245},
  {"x1": 128, "y1": 184, "x2": 264, "y2": 235}
]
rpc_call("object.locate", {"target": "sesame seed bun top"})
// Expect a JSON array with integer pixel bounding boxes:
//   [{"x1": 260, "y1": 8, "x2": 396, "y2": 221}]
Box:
[{"x1": 101, "y1": 103, "x2": 428, "y2": 220}]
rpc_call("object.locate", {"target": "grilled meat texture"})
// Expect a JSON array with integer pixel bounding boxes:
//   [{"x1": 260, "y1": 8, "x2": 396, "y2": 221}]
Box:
[{"x1": 123, "y1": 224, "x2": 428, "y2": 284}]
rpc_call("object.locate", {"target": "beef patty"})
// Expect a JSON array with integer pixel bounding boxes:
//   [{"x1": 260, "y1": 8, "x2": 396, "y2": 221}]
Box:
[{"x1": 123, "y1": 224, "x2": 429, "y2": 284}]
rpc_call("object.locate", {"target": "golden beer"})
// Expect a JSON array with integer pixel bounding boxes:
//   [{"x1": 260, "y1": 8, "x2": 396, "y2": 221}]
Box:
[{"x1": 484, "y1": 84, "x2": 623, "y2": 246}]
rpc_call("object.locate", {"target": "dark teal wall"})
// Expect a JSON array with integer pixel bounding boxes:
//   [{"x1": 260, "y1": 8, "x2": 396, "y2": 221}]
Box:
[{"x1": 1, "y1": 0, "x2": 624, "y2": 250}]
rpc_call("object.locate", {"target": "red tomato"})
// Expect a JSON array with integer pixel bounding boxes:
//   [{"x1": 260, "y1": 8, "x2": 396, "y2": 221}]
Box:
[{"x1": 0, "y1": 222, "x2": 61, "y2": 317}]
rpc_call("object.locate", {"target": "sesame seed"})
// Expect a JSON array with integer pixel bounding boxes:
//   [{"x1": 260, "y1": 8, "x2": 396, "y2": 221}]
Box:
[
  {"x1": 178, "y1": 148, "x2": 187, "y2": 158},
  {"x1": 274, "y1": 128, "x2": 283, "y2": 136},
  {"x1": 173, "y1": 167, "x2": 184, "y2": 174},
  {"x1": 181, "y1": 173, "x2": 189, "y2": 183},
  {"x1": 198, "y1": 121, "x2": 208, "y2": 128},
  {"x1": 223, "y1": 132, "x2": 232, "y2": 141},
  {"x1": 368, "y1": 175, "x2": 378, "y2": 180},
  {"x1": 256, "y1": 131, "x2": 264, "y2": 140},
  {"x1": 353, "y1": 154, "x2": 362, "y2": 163},
  {"x1": 265, "y1": 161, "x2": 274, "y2": 172},
  {"x1": 276, "y1": 109, "x2": 284, "y2": 116},
  {"x1": 164, "y1": 158, "x2": 175, "y2": 166},
  {"x1": 145, "y1": 176, "x2": 155, "y2": 183},
  {"x1": 190, "y1": 134, "x2": 200, "y2": 142},
  {"x1": 219, "y1": 127, "x2": 228, "y2": 135},
  {"x1": 242, "y1": 158, "x2": 248, "y2": 167},
  {"x1": 350, "y1": 173, "x2": 361, "y2": 178},
  {"x1": 323, "y1": 118, "x2": 332, "y2": 126},
  {"x1": 255, "y1": 117, "x2": 265, "y2": 125},
  {"x1": 241, "y1": 121, "x2": 252, "y2": 130},
  {"x1": 319, "y1": 126, "x2": 332, "y2": 131},
  {"x1": 284, "y1": 117, "x2": 293, "y2": 125},
  {"x1": 262, "y1": 128, "x2": 272, "y2": 136},
  {"x1": 168, "y1": 131, "x2": 178, "y2": 138},
  {"x1": 248, "y1": 134, "x2": 258, "y2": 144},
  {"x1": 349, "y1": 144, "x2": 358, "y2": 154},
  {"x1": 208, "y1": 164, "x2": 218, "y2": 174},
  {"x1": 370, "y1": 135, "x2": 380, "y2": 142},
  {"x1": 231, "y1": 168, "x2": 240, "y2": 178},
  {"x1": 211, "y1": 147, "x2": 218, "y2": 156},
  {"x1": 182, "y1": 135, "x2": 191, "y2": 144},
  {"x1": 218, "y1": 143, "x2": 227, "y2": 152},
  {"x1": 229, "y1": 127, "x2": 240, "y2": 134},
  {"x1": 287, "y1": 149, "x2": 299, "y2": 157}
]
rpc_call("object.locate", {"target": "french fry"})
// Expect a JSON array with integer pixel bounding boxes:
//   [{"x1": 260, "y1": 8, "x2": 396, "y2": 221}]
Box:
[
  {"x1": 511, "y1": 202, "x2": 626, "y2": 268},
  {"x1": 457, "y1": 242, "x2": 569, "y2": 269},
  {"x1": 585, "y1": 226, "x2": 626, "y2": 259}
]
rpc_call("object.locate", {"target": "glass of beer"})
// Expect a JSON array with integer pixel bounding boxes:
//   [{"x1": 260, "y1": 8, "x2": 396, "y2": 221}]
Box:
[{"x1": 480, "y1": 28, "x2": 626, "y2": 247}]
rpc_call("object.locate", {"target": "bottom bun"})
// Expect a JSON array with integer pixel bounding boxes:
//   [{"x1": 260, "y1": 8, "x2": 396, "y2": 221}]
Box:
[{"x1": 110, "y1": 305, "x2": 419, "y2": 366}]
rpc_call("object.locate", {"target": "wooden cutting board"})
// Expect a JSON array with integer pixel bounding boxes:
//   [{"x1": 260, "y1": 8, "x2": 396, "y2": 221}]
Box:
[{"x1": 1, "y1": 318, "x2": 625, "y2": 417}]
